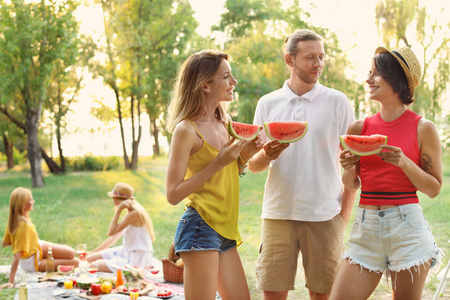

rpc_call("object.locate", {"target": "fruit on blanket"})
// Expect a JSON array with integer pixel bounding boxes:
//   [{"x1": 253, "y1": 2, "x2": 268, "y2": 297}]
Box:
[
  {"x1": 340, "y1": 134, "x2": 388, "y2": 156},
  {"x1": 91, "y1": 283, "x2": 101, "y2": 295},
  {"x1": 157, "y1": 289, "x2": 172, "y2": 297},
  {"x1": 116, "y1": 285, "x2": 128, "y2": 293},
  {"x1": 264, "y1": 121, "x2": 308, "y2": 143},
  {"x1": 227, "y1": 121, "x2": 262, "y2": 141},
  {"x1": 57, "y1": 265, "x2": 74, "y2": 275},
  {"x1": 76, "y1": 277, "x2": 99, "y2": 290},
  {"x1": 101, "y1": 281, "x2": 113, "y2": 294}
]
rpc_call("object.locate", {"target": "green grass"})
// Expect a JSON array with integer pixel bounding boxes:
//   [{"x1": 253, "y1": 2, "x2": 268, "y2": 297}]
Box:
[{"x1": 1, "y1": 156, "x2": 449, "y2": 299}]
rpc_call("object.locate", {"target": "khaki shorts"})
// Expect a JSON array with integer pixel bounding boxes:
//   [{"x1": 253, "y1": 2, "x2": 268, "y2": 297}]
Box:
[{"x1": 256, "y1": 214, "x2": 346, "y2": 294}]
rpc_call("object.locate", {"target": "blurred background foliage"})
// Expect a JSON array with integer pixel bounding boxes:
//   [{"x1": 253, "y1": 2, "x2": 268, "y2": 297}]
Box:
[{"x1": 0, "y1": 0, "x2": 449, "y2": 183}]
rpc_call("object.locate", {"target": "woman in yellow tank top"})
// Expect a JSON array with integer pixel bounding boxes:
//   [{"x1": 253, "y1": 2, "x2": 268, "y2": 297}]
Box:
[{"x1": 166, "y1": 50, "x2": 262, "y2": 300}]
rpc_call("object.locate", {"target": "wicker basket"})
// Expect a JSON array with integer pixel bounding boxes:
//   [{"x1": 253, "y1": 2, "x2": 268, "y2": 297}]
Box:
[{"x1": 162, "y1": 258, "x2": 184, "y2": 283}]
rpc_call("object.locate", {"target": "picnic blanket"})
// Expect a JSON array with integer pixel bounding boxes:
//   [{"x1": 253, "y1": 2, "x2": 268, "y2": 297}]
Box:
[{"x1": 1, "y1": 263, "x2": 220, "y2": 300}]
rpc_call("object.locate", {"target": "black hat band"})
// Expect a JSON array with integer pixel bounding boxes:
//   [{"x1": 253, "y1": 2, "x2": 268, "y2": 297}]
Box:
[{"x1": 392, "y1": 50, "x2": 410, "y2": 71}]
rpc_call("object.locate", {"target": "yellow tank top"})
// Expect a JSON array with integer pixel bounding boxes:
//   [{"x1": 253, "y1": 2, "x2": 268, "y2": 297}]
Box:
[{"x1": 185, "y1": 120, "x2": 242, "y2": 245}]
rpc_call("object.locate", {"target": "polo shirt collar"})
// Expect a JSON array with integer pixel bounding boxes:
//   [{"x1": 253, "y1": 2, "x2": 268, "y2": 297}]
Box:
[{"x1": 284, "y1": 80, "x2": 321, "y2": 103}]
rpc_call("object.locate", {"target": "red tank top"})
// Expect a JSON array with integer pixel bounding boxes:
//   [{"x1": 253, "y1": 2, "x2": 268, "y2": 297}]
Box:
[{"x1": 359, "y1": 110, "x2": 422, "y2": 205}]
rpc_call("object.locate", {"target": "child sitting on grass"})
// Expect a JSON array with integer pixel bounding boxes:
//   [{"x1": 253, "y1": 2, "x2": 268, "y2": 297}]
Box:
[{"x1": 1, "y1": 187, "x2": 78, "y2": 289}]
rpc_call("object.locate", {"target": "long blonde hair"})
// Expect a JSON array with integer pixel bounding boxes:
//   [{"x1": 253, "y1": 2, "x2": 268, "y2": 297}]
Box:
[
  {"x1": 7, "y1": 187, "x2": 32, "y2": 235},
  {"x1": 130, "y1": 200, "x2": 156, "y2": 241},
  {"x1": 167, "y1": 50, "x2": 230, "y2": 133}
]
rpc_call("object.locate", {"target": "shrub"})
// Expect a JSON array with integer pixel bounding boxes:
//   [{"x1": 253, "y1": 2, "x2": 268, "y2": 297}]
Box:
[
  {"x1": 13, "y1": 148, "x2": 27, "y2": 166},
  {"x1": 66, "y1": 156, "x2": 120, "y2": 172}
]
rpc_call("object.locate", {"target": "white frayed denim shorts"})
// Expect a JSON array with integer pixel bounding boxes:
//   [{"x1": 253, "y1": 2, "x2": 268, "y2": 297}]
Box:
[{"x1": 344, "y1": 204, "x2": 443, "y2": 275}]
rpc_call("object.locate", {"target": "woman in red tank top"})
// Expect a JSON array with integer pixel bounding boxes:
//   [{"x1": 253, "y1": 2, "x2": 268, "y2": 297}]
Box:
[{"x1": 330, "y1": 47, "x2": 443, "y2": 300}]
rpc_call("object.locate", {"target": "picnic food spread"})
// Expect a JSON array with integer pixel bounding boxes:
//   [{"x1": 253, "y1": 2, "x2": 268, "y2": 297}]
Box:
[{"x1": 37, "y1": 264, "x2": 160, "y2": 299}]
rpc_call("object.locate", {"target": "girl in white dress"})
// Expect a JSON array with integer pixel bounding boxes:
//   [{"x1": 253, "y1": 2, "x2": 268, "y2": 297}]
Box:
[{"x1": 87, "y1": 182, "x2": 156, "y2": 273}]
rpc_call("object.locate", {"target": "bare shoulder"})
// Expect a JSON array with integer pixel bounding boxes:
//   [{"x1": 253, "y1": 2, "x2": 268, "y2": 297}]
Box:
[
  {"x1": 417, "y1": 117, "x2": 440, "y2": 147},
  {"x1": 347, "y1": 119, "x2": 364, "y2": 135},
  {"x1": 171, "y1": 119, "x2": 203, "y2": 155},
  {"x1": 173, "y1": 119, "x2": 197, "y2": 136},
  {"x1": 418, "y1": 117, "x2": 438, "y2": 133}
]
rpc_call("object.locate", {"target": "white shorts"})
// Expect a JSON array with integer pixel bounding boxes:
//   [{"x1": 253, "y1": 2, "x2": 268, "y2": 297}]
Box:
[
  {"x1": 344, "y1": 204, "x2": 443, "y2": 276},
  {"x1": 19, "y1": 239, "x2": 44, "y2": 272}
]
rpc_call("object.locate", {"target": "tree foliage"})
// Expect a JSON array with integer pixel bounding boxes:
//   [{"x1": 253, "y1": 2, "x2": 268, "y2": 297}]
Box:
[
  {"x1": 375, "y1": 0, "x2": 450, "y2": 120},
  {"x1": 215, "y1": 0, "x2": 363, "y2": 123},
  {"x1": 89, "y1": 0, "x2": 198, "y2": 165},
  {"x1": 0, "y1": 0, "x2": 82, "y2": 186}
]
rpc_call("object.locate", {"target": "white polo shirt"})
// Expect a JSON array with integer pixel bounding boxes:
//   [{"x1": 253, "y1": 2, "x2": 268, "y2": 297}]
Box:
[{"x1": 253, "y1": 81, "x2": 355, "y2": 221}]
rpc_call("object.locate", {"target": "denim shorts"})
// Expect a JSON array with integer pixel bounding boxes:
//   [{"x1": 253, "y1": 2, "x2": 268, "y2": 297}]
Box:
[
  {"x1": 173, "y1": 206, "x2": 237, "y2": 255},
  {"x1": 344, "y1": 204, "x2": 442, "y2": 275}
]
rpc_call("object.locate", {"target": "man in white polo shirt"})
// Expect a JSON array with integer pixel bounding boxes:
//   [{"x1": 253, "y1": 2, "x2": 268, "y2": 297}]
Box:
[{"x1": 248, "y1": 29, "x2": 356, "y2": 300}]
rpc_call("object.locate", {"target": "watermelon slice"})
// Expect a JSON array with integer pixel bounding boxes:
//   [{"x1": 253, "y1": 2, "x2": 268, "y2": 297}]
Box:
[
  {"x1": 264, "y1": 121, "x2": 308, "y2": 143},
  {"x1": 57, "y1": 265, "x2": 75, "y2": 275},
  {"x1": 340, "y1": 134, "x2": 388, "y2": 156},
  {"x1": 228, "y1": 121, "x2": 262, "y2": 141}
]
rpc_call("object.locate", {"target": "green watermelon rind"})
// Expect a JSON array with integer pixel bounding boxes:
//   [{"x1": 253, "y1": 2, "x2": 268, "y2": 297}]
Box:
[
  {"x1": 227, "y1": 121, "x2": 262, "y2": 141},
  {"x1": 264, "y1": 121, "x2": 308, "y2": 143},
  {"x1": 340, "y1": 134, "x2": 388, "y2": 156},
  {"x1": 57, "y1": 265, "x2": 75, "y2": 275}
]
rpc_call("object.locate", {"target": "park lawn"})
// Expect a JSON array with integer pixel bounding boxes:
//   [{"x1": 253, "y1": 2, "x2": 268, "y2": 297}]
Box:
[{"x1": 0, "y1": 155, "x2": 449, "y2": 299}]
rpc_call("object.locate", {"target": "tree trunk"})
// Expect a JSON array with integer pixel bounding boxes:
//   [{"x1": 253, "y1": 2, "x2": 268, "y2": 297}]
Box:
[
  {"x1": 55, "y1": 114, "x2": 66, "y2": 173},
  {"x1": 3, "y1": 133, "x2": 14, "y2": 169},
  {"x1": 26, "y1": 113, "x2": 45, "y2": 187},
  {"x1": 114, "y1": 88, "x2": 130, "y2": 169},
  {"x1": 41, "y1": 148, "x2": 64, "y2": 174},
  {"x1": 150, "y1": 118, "x2": 160, "y2": 157},
  {"x1": 130, "y1": 139, "x2": 140, "y2": 170},
  {"x1": 129, "y1": 95, "x2": 142, "y2": 171}
]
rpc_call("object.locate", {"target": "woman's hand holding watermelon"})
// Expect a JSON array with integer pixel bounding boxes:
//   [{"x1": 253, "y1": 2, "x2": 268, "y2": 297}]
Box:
[
  {"x1": 215, "y1": 137, "x2": 250, "y2": 167},
  {"x1": 240, "y1": 135, "x2": 264, "y2": 162},
  {"x1": 376, "y1": 145, "x2": 408, "y2": 168}
]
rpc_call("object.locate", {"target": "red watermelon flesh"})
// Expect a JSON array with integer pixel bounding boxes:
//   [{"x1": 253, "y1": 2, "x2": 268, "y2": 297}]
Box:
[
  {"x1": 264, "y1": 121, "x2": 308, "y2": 143},
  {"x1": 57, "y1": 265, "x2": 75, "y2": 274},
  {"x1": 340, "y1": 134, "x2": 387, "y2": 156},
  {"x1": 228, "y1": 121, "x2": 262, "y2": 141}
]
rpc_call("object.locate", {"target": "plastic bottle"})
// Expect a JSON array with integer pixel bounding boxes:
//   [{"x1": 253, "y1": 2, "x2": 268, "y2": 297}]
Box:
[
  {"x1": 18, "y1": 273, "x2": 27, "y2": 300},
  {"x1": 116, "y1": 268, "x2": 124, "y2": 287},
  {"x1": 46, "y1": 247, "x2": 54, "y2": 277}
]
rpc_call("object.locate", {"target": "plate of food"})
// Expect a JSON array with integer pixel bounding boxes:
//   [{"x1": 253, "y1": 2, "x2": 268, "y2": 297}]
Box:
[
  {"x1": 115, "y1": 280, "x2": 154, "y2": 295},
  {"x1": 150, "y1": 289, "x2": 174, "y2": 299}
]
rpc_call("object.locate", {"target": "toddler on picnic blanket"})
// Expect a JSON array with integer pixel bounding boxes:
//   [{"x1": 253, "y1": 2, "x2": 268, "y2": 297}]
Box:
[
  {"x1": 1, "y1": 187, "x2": 78, "y2": 289},
  {"x1": 86, "y1": 182, "x2": 155, "y2": 273}
]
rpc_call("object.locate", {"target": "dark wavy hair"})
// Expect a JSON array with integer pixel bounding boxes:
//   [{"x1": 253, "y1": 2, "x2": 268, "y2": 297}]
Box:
[{"x1": 373, "y1": 52, "x2": 412, "y2": 105}]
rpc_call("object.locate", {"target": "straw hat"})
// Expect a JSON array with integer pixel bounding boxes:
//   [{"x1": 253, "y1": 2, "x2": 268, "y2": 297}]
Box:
[
  {"x1": 107, "y1": 182, "x2": 135, "y2": 199},
  {"x1": 375, "y1": 46, "x2": 422, "y2": 97}
]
